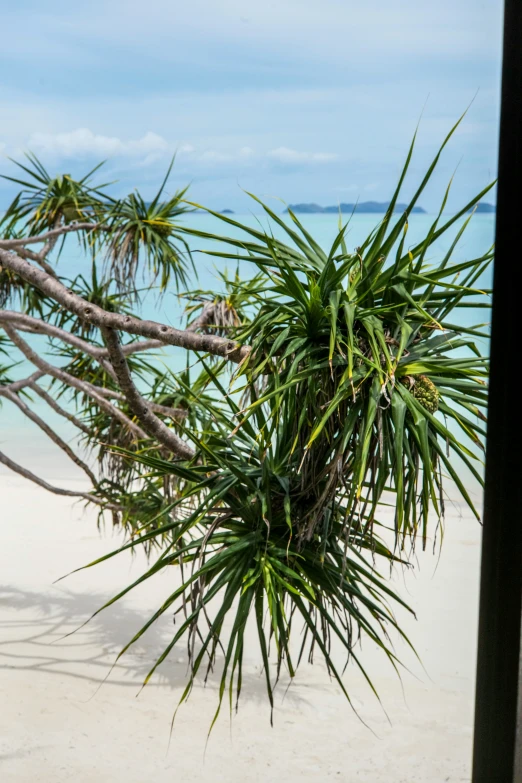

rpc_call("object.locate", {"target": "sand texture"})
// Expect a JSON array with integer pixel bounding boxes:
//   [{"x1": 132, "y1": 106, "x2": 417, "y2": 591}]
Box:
[{"x1": 0, "y1": 474, "x2": 481, "y2": 782}]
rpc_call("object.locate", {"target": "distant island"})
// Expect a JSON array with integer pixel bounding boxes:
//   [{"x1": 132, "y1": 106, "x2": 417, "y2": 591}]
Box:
[
  {"x1": 285, "y1": 202, "x2": 426, "y2": 215},
  {"x1": 471, "y1": 203, "x2": 496, "y2": 214},
  {"x1": 191, "y1": 208, "x2": 235, "y2": 214}
]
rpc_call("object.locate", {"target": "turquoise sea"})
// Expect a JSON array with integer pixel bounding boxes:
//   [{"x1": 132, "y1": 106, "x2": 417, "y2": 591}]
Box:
[
  {"x1": 0, "y1": 212, "x2": 496, "y2": 483},
  {"x1": 34, "y1": 210, "x2": 495, "y2": 333}
]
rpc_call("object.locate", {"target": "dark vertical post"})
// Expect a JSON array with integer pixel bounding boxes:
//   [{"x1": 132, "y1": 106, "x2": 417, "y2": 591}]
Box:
[{"x1": 472, "y1": 2, "x2": 522, "y2": 780}]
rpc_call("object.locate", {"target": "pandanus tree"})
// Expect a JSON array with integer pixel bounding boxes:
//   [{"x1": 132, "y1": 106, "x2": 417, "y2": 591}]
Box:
[{"x1": 0, "y1": 118, "x2": 493, "y2": 727}]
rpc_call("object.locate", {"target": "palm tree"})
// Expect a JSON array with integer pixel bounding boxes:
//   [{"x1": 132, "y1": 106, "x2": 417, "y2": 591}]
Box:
[{"x1": 0, "y1": 116, "x2": 493, "y2": 728}]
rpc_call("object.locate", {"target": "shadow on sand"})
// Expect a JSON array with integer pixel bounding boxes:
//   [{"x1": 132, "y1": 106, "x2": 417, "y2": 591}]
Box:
[{"x1": 0, "y1": 584, "x2": 314, "y2": 710}]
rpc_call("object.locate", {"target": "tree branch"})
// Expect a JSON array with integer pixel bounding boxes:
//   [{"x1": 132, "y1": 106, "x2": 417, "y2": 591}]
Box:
[
  {"x1": 0, "y1": 310, "x2": 117, "y2": 380},
  {"x1": 101, "y1": 326, "x2": 195, "y2": 460},
  {"x1": 18, "y1": 247, "x2": 59, "y2": 278},
  {"x1": 0, "y1": 449, "x2": 119, "y2": 509},
  {"x1": 1, "y1": 369, "x2": 185, "y2": 424},
  {"x1": 1, "y1": 370, "x2": 45, "y2": 393},
  {"x1": 0, "y1": 373, "x2": 91, "y2": 434},
  {"x1": 0, "y1": 222, "x2": 103, "y2": 249},
  {"x1": 0, "y1": 310, "x2": 166, "y2": 371},
  {"x1": 117, "y1": 338, "x2": 167, "y2": 356},
  {"x1": 1, "y1": 324, "x2": 149, "y2": 442},
  {"x1": 0, "y1": 249, "x2": 250, "y2": 364},
  {"x1": 37, "y1": 216, "x2": 69, "y2": 262},
  {"x1": 28, "y1": 382, "x2": 95, "y2": 436},
  {"x1": 0, "y1": 315, "x2": 186, "y2": 423},
  {"x1": 0, "y1": 387, "x2": 98, "y2": 485},
  {"x1": 186, "y1": 301, "x2": 216, "y2": 332},
  {"x1": 77, "y1": 381, "x2": 187, "y2": 420}
]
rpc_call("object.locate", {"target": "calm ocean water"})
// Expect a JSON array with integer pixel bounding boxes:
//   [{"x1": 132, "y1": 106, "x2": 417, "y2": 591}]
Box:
[
  {"x1": 136, "y1": 212, "x2": 494, "y2": 335},
  {"x1": 1, "y1": 212, "x2": 495, "y2": 483},
  {"x1": 42, "y1": 211, "x2": 496, "y2": 336}
]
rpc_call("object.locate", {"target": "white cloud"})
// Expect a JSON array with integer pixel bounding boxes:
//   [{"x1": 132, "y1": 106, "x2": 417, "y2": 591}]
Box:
[
  {"x1": 267, "y1": 147, "x2": 338, "y2": 165},
  {"x1": 26, "y1": 129, "x2": 170, "y2": 161}
]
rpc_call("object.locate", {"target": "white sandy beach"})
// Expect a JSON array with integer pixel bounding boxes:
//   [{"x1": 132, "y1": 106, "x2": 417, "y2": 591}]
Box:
[{"x1": 0, "y1": 466, "x2": 482, "y2": 782}]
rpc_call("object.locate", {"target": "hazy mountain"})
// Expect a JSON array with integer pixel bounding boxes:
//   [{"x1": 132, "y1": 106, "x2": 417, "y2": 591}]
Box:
[
  {"x1": 285, "y1": 201, "x2": 426, "y2": 214},
  {"x1": 472, "y1": 203, "x2": 496, "y2": 213}
]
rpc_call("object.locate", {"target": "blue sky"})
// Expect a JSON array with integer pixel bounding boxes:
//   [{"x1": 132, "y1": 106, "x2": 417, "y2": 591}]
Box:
[{"x1": 0, "y1": 0, "x2": 504, "y2": 213}]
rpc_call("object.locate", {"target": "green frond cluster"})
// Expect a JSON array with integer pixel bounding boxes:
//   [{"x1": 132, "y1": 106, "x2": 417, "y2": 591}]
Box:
[
  {"x1": 71, "y1": 118, "x2": 493, "y2": 728},
  {"x1": 0, "y1": 116, "x2": 493, "y2": 728},
  {"x1": 0, "y1": 153, "x2": 108, "y2": 233},
  {"x1": 104, "y1": 165, "x2": 194, "y2": 292},
  {"x1": 0, "y1": 153, "x2": 193, "y2": 300}
]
